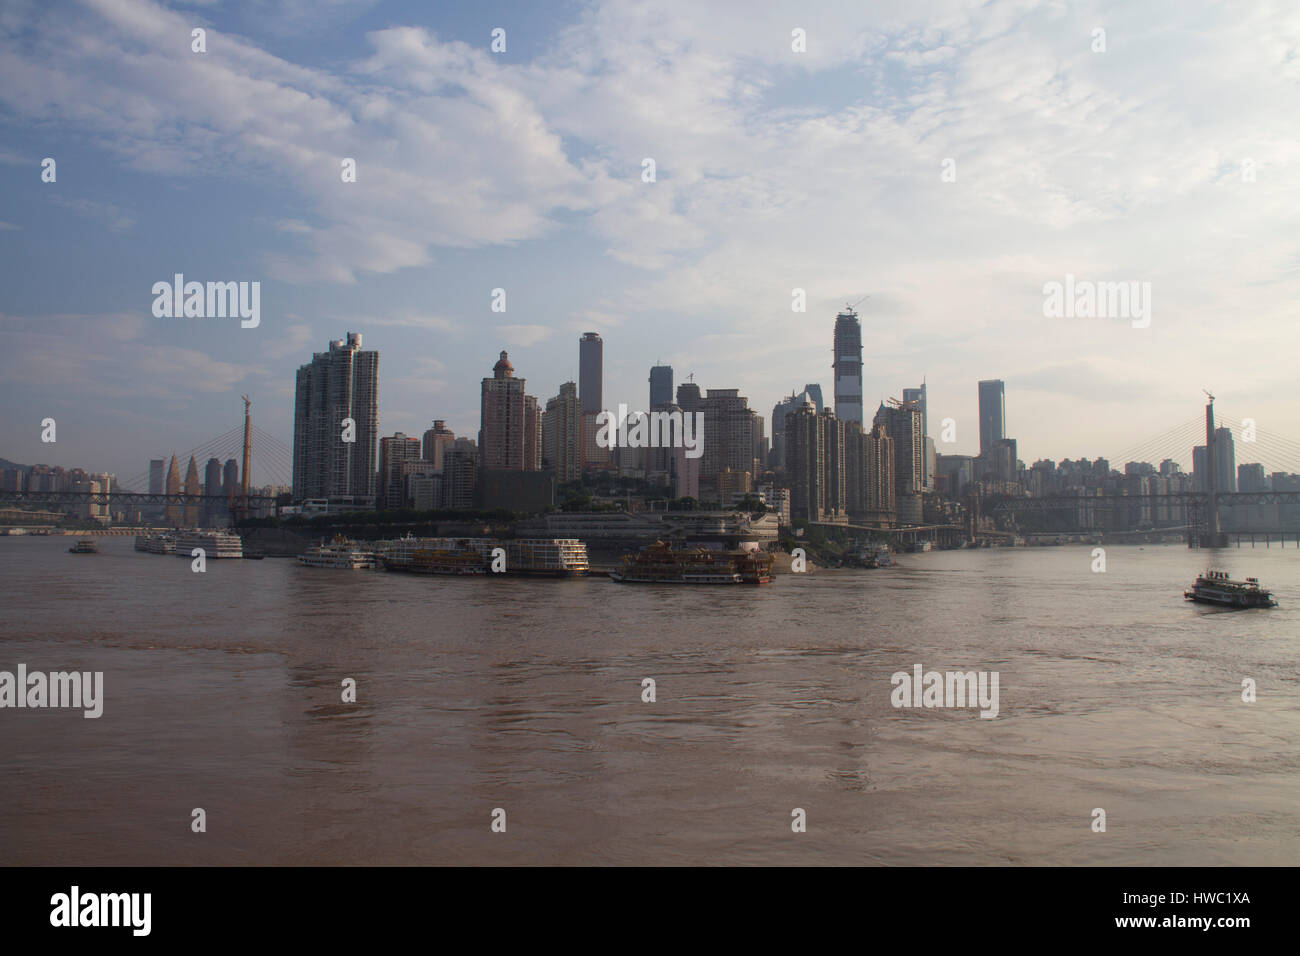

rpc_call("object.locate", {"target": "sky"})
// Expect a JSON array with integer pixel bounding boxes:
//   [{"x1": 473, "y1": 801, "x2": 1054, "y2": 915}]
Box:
[{"x1": 1, "y1": 0, "x2": 1298, "y2": 487}]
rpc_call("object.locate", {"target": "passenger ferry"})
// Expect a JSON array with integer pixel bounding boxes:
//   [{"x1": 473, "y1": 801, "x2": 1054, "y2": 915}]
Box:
[
  {"x1": 505, "y1": 539, "x2": 589, "y2": 577},
  {"x1": 173, "y1": 531, "x2": 243, "y2": 559},
  {"x1": 68, "y1": 538, "x2": 99, "y2": 554},
  {"x1": 610, "y1": 541, "x2": 774, "y2": 585},
  {"x1": 1184, "y1": 570, "x2": 1278, "y2": 609},
  {"x1": 377, "y1": 535, "x2": 589, "y2": 576},
  {"x1": 134, "y1": 533, "x2": 177, "y2": 554},
  {"x1": 297, "y1": 536, "x2": 377, "y2": 569}
]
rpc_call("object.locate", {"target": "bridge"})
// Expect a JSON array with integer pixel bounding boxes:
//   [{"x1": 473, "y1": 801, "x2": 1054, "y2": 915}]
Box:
[{"x1": 2, "y1": 398, "x2": 292, "y2": 526}]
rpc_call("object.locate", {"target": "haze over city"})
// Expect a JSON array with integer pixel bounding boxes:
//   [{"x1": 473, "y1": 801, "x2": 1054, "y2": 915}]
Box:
[{"x1": 2, "y1": 0, "x2": 1298, "y2": 481}]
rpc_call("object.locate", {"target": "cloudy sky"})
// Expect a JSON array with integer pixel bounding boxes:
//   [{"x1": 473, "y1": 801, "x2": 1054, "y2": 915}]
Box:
[{"x1": 2, "y1": 0, "x2": 1298, "y2": 486}]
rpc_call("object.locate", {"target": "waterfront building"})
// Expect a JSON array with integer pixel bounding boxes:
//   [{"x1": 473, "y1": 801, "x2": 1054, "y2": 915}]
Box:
[
  {"x1": 292, "y1": 332, "x2": 379, "y2": 501},
  {"x1": 421, "y1": 421, "x2": 455, "y2": 471},
  {"x1": 543, "y1": 381, "x2": 583, "y2": 483},
  {"x1": 479, "y1": 351, "x2": 528, "y2": 471},
  {"x1": 378, "y1": 433, "x2": 423, "y2": 509}
]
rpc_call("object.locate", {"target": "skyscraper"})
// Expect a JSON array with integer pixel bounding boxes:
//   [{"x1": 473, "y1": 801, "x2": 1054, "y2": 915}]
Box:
[
  {"x1": 700, "y1": 388, "x2": 759, "y2": 484},
  {"x1": 978, "y1": 380, "x2": 1005, "y2": 456},
  {"x1": 874, "y1": 401, "x2": 924, "y2": 524},
  {"x1": 204, "y1": 457, "x2": 223, "y2": 525},
  {"x1": 292, "y1": 333, "x2": 380, "y2": 502},
  {"x1": 524, "y1": 395, "x2": 542, "y2": 471},
  {"x1": 543, "y1": 382, "x2": 583, "y2": 482},
  {"x1": 421, "y1": 421, "x2": 455, "y2": 471},
  {"x1": 378, "y1": 433, "x2": 422, "y2": 509},
  {"x1": 833, "y1": 307, "x2": 864, "y2": 423},
  {"x1": 579, "y1": 332, "x2": 603, "y2": 415},
  {"x1": 649, "y1": 365, "x2": 673, "y2": 409},
  {"x1": 148, "y1": 459, "x2": 164, "y2": 495},
  {"x1": 480, "y1": 350, "x2": 528, "y2": 470},
  {"x1": 164, "y1": 455, "x2": 181, "y2": 526},
  {"x1": 222, "y1": 459, "x2": 239, "y2": 506},
  {"x1": 183, "y1": 455, "x2": 201, "y2": 527}
]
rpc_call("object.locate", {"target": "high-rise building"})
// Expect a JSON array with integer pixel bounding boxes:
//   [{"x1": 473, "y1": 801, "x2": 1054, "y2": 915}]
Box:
[
  {"x1": 222, "y1": 459, "x2": 239, "y2": 507},
  {"x1": 833, "y1": 307, "x2": 864, "y2": 423},
  {"x1": 978, "y1": 379, "x2": 1005, "y2": 456},
  {"x1": 802, "y1": 384, "x2": 824, "y2": 413},
  {"x1": 1238, "y1": 462, "x2": 1267, "y2": 492},
  {"x1": 543, "y1": 382, "x2": 583, "y2": 483},
  {"x1": 902, "y1": 383, "x2": 927, "y2": 438},
  {"x1": 676, "y1": 381, "x2": 702, "y2": 413},
  {"x1": 292, "y1": 333, "x2": 379, "y2": 502},
  {"x1": 579, "y1": 332, "x2": 603, "y2": 415},
  {"x1": 874, "y1": 402, "x2": 924, "y2": 523},
  {"x1": 421, "y1": 421, "x2": 455, "y2": 471},
  {"x1": 204, "y1": 457, "x2": 223, "y2": 525},
  {"x1": 378, "y1": 433, "x2": 423, "y2": 509},
  {"x1": 149, "y1": 459, "x2": 164, "y2": 495},
  {"x1": 1194, "y1": 427, "x2": 1237, "y2": 494},
  {"x1": 480, "y1": 351, "x2": 530, "y2": 471},
  {"x1": 785, "y1": 400, "x2": 824, "y2": 522},
  {"x1": 441, "y1": 438, "x2": 478, "y2": 509},
  {"x1": 649, "y1": 365, "x2": 673, "y2": 409},
  {"x1": 700, "y1": 388, "x2": 758, "y2": 483},
  {"x1": 771, "y1": 387, "x2": 821, "y2": 470},
  {"x1": 164, "y1": 455, "x2": 182, "y2": 526},
  {"x1": 524, "y1": 395, "x2": 542, "y2": 471},
  {"x1": 183, "y1": 455, "x2": 201, "y2": 527}
]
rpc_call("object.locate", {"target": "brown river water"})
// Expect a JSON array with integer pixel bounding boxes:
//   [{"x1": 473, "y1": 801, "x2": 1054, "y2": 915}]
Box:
[{"x1": 1, "y1": 535, "x2": 1297, "y2": 865}]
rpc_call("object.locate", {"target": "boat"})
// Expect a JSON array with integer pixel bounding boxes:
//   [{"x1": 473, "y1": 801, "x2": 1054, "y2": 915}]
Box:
[
  {"x1": 135, "y1": 533, "x2": 176, "y2": 554},
  {"x1": 505, "y1": 538, "x2": 589, "y2": 577},
  {"x1": 1184, "y1": 570, "x2": 1278, "y2": 609},
  {"x1": 174, "y1": 531, "x2": 243, "y2": 559},
  {"x1": 610, "y1": 541, "x2": 774, "y2": 585},
  {"x1": 843, "y1": 544, "x2": 893, "y2": 568},
  {"x1": 68, "y1": 538, "x2": 98, "y2": 554},
  {"x1": 297, "y1": 536, "x2": 376, "y2": 569},
  {"x1": 377, "y1": 535, "x2": 589, "y2": 576}
]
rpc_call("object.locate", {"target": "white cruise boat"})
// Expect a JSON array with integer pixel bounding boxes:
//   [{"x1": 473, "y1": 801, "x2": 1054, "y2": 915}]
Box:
[
  {"x1": 298, "y1": 537, "x2": 377, "y2": 569},
  {"x1": 174, "y1": 531, "x2": 243, "y2": 559},
  {"x1": 135, "y1": 533, "x2": 177, "y2": 554},
  {"x1": 506, "y1": 539, "x2": 590, "y2": 576}
]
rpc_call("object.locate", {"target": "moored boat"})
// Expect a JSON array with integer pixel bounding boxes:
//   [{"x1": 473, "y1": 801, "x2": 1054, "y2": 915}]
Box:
[
  {"x1": 610, "y1": 541, "x2": 774, "y2": 585},
  {"x1": 68, "y1": 538, "x2": 98, "y2": 554},
  {"x1": 1184, "y1": 570, "x2": 1278, "y2": 609},
  {"x1": 297, "y1": 536, "x2": 377, "y2": 569},
  {"x1": 174, "y1": 531, "x2": 243, "y2": 559}
]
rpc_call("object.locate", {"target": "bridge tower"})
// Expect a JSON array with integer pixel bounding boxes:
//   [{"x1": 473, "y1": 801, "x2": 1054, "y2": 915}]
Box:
[
  {"x1": 1198, "y1": 392, "x2": 1227, "y2": 548},
  {"x1": 240, "y1": 395, "x2": 252, "y2": 521}
]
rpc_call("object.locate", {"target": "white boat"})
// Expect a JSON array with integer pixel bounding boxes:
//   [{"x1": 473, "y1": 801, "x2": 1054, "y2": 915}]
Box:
[
  {"x1": 136, "y1": 533, "x2": 176, "y2": 554},
  {"x1": 298, "y1": 537, "x2": 377, "y2": 569},
  {"x1": 174, "y1": 531, "x2": 243, "y2": 559}
]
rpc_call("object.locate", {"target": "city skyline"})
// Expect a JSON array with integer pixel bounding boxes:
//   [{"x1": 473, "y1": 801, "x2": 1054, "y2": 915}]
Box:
[{"x1": 3, "y1": 0, "x2": 1300, "y2": 480}]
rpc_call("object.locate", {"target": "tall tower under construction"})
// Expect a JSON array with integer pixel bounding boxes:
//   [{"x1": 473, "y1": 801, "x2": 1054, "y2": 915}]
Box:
[{"x1": 833, "y1": 306, "x2": 864, "y2": 424}]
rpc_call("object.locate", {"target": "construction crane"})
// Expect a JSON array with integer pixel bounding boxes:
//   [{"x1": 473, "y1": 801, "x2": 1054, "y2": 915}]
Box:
[
  {"x1": 842, "y1": 294, "x2": 869, "y2": 314},
  {"x1": 887, "y1": 396, "x2": 921, "y2": 409}
]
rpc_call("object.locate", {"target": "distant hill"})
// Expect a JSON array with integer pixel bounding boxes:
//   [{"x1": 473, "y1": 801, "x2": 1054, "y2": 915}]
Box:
[{"x1": 0, "y1": 458, "x2": 30, "y2": 471}]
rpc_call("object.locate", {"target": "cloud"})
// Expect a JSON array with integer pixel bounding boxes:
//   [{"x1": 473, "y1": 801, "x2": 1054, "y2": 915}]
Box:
[
  {"x1": 497, "y1": 324, "x2": 553, "y2": 347},
  {"x1": 49, "y1": 196, "x2": 135, "y2": 232}
]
